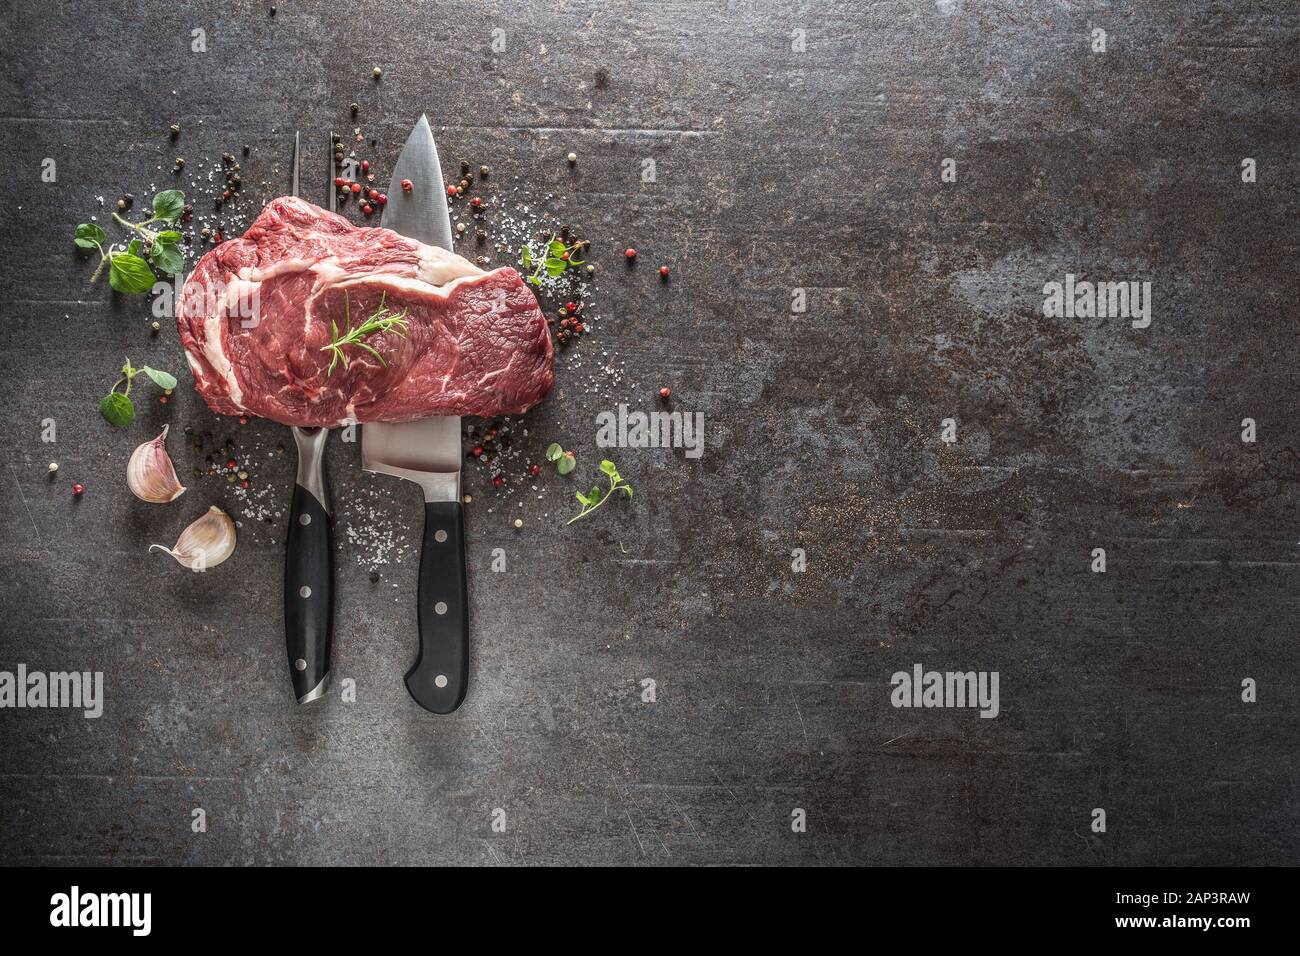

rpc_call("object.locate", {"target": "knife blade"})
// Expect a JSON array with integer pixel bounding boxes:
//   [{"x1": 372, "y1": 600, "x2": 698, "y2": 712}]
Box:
[{"x1": 363, "y1": 114, "x2": 468, "y2": 714}]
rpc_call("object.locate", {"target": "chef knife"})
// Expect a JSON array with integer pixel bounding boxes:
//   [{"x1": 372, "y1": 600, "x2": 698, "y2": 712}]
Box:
[
  {"x1": 283, "y1": 130, "x2": 334, "y2": 704},
  {"x1": 363, "y1": 115, "x2": 468, "y2": 714}
]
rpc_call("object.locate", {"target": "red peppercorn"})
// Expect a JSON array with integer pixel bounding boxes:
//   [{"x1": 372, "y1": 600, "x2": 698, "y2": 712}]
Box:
[
  {"x1": 213, "y1": 231, "x2": 223, "y2": 243},
  {"x1": 659, "y1": 387, "x2": 671, "y2": 399},
  {"x1": 239, "y1": 416, "x2": 249, "y2": 425},
  {"x1": 492, "y1": 475, "x2": 504, "y2": 487},
  {"x1": 334, "y1": 177, "x2": 346, "y2": 187},
  {"x1": 222, "y1": 190, "x2": 232, "y2": 200},
  {"x1": 574, "y1": 322, "x2": 584, "y2": 333},
  {"x1": 529, "y1": 464, "x2": 540, "y2": 476},
  {"x1": 470, "y1": 196, "x2": 482, "y2": 209},
  {"x1": 625, "y1": 247, "x2": 637, "y2": 259},
  {"x1": 361, "y1": 203, "x2": 373, "y2": 216},
  {"x1": 159, "y1": 395, "x2": 169, "y2": 404},
  {"x1": 376, "y1": 193, "x2": 388, "y2": 205},
  {"x1": 566, "y1": 302, "x2": 577, "y2": 312},
  {"x1": 350, "y1": 182, "x2": 362, "y2": 194},
  {"x1": 226, "y1": 458, "x2": 237, "y2": 469},
  {"x1": 368, "y1": 189, "x2": 380, "y2": 200},
  {"x1": 445, "y1": 184, "x2": 455, "y2": 197},
  {"x1": 240, "y1": 480, "x2": 250, "y2": 489},
  {"x1": 471, "y1": 445, "x2": 483, "y2": 457},
  {"x1": 361, "y1": 160, "x2": 370, "y2": 172},
  {"x1": 72, "y1": 483, "x2": 84, "y2": 495},
  {"x1": 659, "y1": 266, "x2": 670, "y2": 278}
]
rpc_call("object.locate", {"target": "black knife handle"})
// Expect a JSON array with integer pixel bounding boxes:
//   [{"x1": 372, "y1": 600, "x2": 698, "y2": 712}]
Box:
[
  {"x1": 409, "y1": 500, "x2": 469, "y2": 713},
  {"x1": 284, "y1": 483, "x2": 334, "y2": 703}
]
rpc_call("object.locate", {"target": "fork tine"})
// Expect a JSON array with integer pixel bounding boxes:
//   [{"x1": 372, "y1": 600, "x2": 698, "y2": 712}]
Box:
[
  {"x1": 328, "y1": 131, "x2": 337, "y2": 213},
  {"x1": 291, "y1": 130, "x2": 300, "y2": 199}
]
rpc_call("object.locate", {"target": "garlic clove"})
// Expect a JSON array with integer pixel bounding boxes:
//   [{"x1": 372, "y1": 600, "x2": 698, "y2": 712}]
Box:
[
  {"x1": 128, "y1": 424, "x2": 186, "y2": 503},
  {"x1": 150, "y1": 506, "x2": 236, "y2": 571}
]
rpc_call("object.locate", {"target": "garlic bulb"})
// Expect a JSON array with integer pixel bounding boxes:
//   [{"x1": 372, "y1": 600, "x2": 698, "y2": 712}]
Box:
[
  {"x1": 128, "y1": 425, "x2": 186, "y2": 503},
  {"x1": 150, "y1": 506, "x2": 236, "y2": 571}
]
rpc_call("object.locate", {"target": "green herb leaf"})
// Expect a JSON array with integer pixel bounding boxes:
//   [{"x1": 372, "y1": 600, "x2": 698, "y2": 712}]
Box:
[
  {"x1": 548, "y1": 240, "x2": 566, "y2": 258},
  {"x1": 108, "y1": 253, "x2": 156, "y2": 294},
  {"x1": 556, "y1": 452, "x2": 576, "y2": 475},
  {"x1": 140, "y1": 366, "x2": 177, "y2": 390},
  {"x1": 545, "y1": 442, "x2": 564, "y2": 462},
  {"x1": 150, "y1": 240, "x2": 184, "y2": 276},
  {"x1": 565, "y1": 457, "x2": 633, "y2": 525},
  {"x1": 74, "y1": 222, "x2": 105, "y2": 249},
  {"x1": 152, "y1": 189, "x2": 185, "y2": 221},
  {"x1": 99, "y1": 391, "x2": 135, "y2": 427},
  {"x1": 545, "y1": 257, "x2": 567, "y2": 277},
  {"x1": 521, "y1": 246, "x2": 534, "y2": 268}
]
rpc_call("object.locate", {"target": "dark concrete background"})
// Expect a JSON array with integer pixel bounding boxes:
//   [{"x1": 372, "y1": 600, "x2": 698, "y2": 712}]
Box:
[{"x1": 1, "y1": 0, "x2": 1298, "y2": 865}]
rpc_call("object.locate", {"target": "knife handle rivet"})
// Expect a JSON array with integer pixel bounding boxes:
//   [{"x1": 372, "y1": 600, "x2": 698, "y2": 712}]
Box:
[
  {"x1": 299, "y1": 513, "x2": 311, "y2": 526},
  {"x1": 434, "y1": 675, "x2": 448, "y2": 688},
  {"x1": 434, "y1": 601, "x2": 448, "y2": 615},
  {"x1": 434, "y1": 529, "x2": 448, "y2": 543},
  {"x1": 295, "y1": 658, "x2": 307, "y2": 672},
  {"x1": 299, "y1": 585, "x2": 312, "y2": 598}
]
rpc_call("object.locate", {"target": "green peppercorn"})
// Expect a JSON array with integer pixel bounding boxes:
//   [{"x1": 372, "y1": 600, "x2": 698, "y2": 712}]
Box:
[
  {"x1": 174, "y1": 157, "x2": 185, "y2": 168},
  {"x1": 169, "y1": 123, "x2": 181, "y2": 137}
]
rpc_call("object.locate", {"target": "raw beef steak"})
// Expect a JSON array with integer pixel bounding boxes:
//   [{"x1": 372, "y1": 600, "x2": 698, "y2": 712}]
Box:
[{"x1": 176, "y1": 197, "x2": 553, "y2": 426}]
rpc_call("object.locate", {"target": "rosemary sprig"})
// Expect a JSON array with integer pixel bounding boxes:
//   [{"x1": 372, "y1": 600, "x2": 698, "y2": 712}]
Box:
[{"x1": 320, "y1": 292, "x2": 410, "y2": 376}]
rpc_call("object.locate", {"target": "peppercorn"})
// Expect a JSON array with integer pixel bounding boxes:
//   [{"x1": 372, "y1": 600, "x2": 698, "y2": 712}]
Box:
[
  {"x1": 377, "y1": 193, "x2": 388, "y2": 205},
  {"x1": 174, "y1": 157, "x2": 185, "y2": 169},
  {"x1": 493, "y1": 475, "x2": 504, "y2": 488},
  {"x1": 362, "y1": 203, "x2": 373, "y2": 216},
  {"x1": 151, "y1": 321, "x2": 161, "y2": 332},
  {"x1": 116, "y1": 198, "x2": 127, "y2": 210},
  {"x1": 368, "y1": 188, "x2": 380, "y2": 200},
  {"x1": 48, "y1": 462, "x2": 58, "y2": 474},
  {"x1": 243, "y1": 144, "x2": 251, "y2": 155},
  {"x1": 480, "y1": 165, "x2": 490, "y2": 177},
  {"x1": 226, "y1": 458, "x2": 237, "y2": 469},
  {"x1": 471, "y1": 445, "x2": 484, "y2": 457},
  {"x1": 169, "y1": 123, "x2": 181, "y2": 137},
  {"x1": 238, "y1": 471, "x2": 249, "y2": 481},
  {"x1": 239, "y1": 416, "x2": 249, "y2": 425},
  {"x1": 660, "y1": 387, "x2": 671, "y2": 399},
  {"x1": 529, "y1": 464, "x2": 540, "y2": 477},
  {"x1": 335, "y1": 177, "x2": 346, "y2": 187},
  {"x1": 350, "y1": 102, "x2": 359, "y2": 115},
  {"x1": 72, "y1": 483, "x2": 84, "y2": 495},
  {"x1": 361, "y1": 160, "x2": 370, "y2": 172},
  {"x1": 567, "y1": 151, "x2": 577, "y2": 164},
  {"x1": 470, "y1": 196, "x2": 482, "y2": 209},
  {"x1": 513, "y1": 518, "x2": 523, "y2": 529},
  {"x1": 659, "y1": 266, "x2": 670, "y2": 278},
  {"x1": 625, "y1": 247, "x2": 636, "y2": 259},
  {"x1": 373, "y1": 66, "x2": 383, "y2": 78},
  {"x1": 350, "y1": 182, "x2": 361, "y2": 193},
  {"x1": 399, "y1": 179, "x2": 413, "y2": 193},
  {"x1": 455, "y1": 222, "x2": 465, "y2": 234}
]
